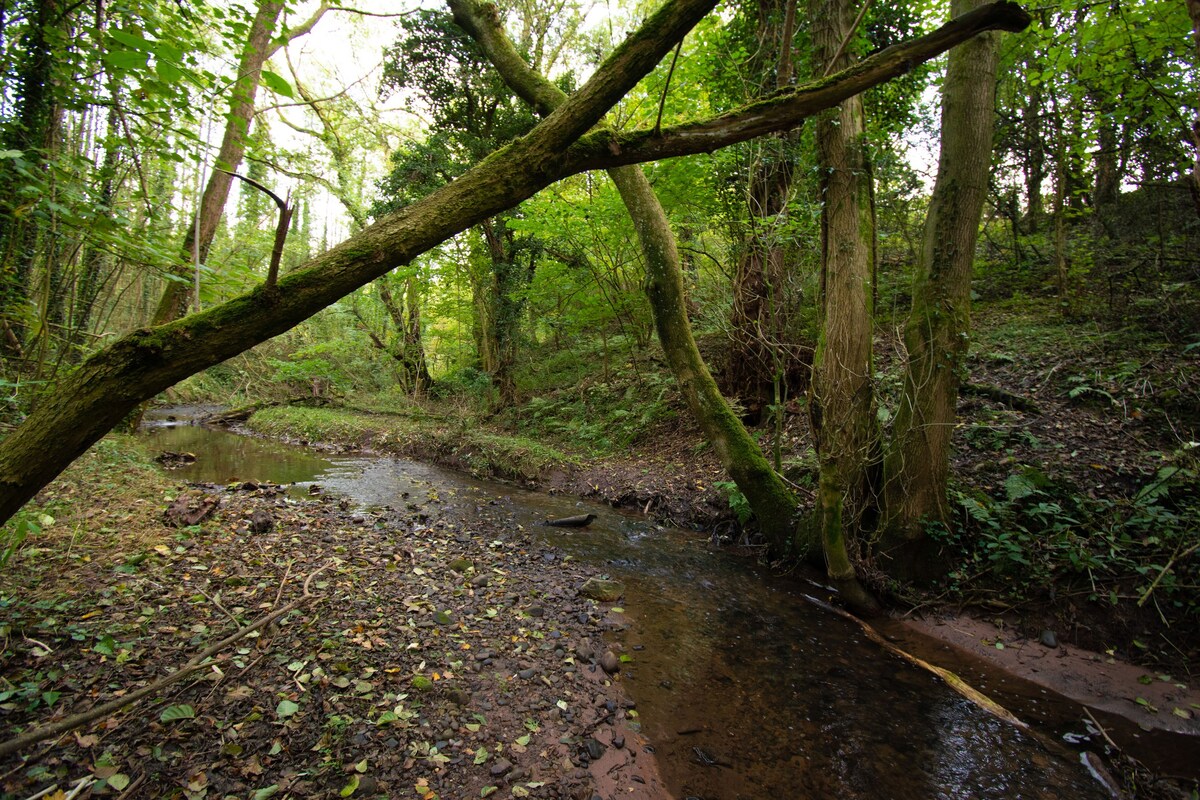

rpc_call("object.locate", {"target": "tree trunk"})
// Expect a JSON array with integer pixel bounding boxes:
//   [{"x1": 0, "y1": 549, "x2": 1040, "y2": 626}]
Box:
[
  {"x1": 151, "y1": 0, "x2": 285, "y2": 325},
  {"x1": 378, "y1": 275, "x2": 433, "y2": 393},
  {"x1": 1021, "y1": 79, "x2": 1045, "y2": 232},
  {"x1": 402, "y1": 275, "x2": 433, "y2": 393},
  {"x1": 806, "y1": 0, "x2": 879, "y2": 603},
  {"x1": 0, "y1": 0, "x2": 61, "y2": 357},
  {"x1": 448, "y1": 0, "x2": 810, "y2": 553},
  {"x1": 0, "y1": 0, "x2": 1032, "y2": 526},
  {"x1": 611, "y1": 167, "x2": 808, "y2": 551},
  {"x1": 725, "y1": 0, "x2": 804, "y2": 421},
  {"x1": 879, "y1": 0, "x2": 1003, "y2": 579},
  {"x1": 1188, "y1": 0, "x2": 1200, "y2": 217}
]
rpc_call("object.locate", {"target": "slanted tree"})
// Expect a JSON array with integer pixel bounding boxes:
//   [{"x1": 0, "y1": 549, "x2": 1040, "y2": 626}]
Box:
[{"x1": 448, "y1": 0, "x2": 811, "y2": 555}]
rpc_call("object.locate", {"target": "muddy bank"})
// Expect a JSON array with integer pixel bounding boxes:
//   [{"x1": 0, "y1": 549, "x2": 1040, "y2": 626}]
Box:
[{"x1": 876, "y1": 613, "x2": 1200, "y2": 783}]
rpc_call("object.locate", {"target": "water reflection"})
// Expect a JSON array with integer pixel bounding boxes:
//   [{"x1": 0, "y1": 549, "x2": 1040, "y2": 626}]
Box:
[{"x1": 140, "y1": 420, "x2": 1109, "y2": 799}]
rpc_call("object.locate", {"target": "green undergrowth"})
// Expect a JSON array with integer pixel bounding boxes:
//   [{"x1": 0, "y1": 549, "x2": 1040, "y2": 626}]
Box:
[
  {"x1": 1, "y1": 435, "x2": 173, "y2": 573},
  {"x1": 245, "y1": 406, "x2": 579, "y2": 483},
  {"x1": 971, "y1": 301, "x2": 1199, "y2": 425},
  {"x1": 500, "y1": 362, "x2": 682, "y2": 457},
  {"x1": 929, "y1": 444, "x2": 1200, "y2": 663}
]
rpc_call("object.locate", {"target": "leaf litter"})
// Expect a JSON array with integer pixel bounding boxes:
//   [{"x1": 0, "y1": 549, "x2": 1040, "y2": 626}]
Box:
[{"x1": 0, "y1": 477, "x2": 668, "y2": 799}]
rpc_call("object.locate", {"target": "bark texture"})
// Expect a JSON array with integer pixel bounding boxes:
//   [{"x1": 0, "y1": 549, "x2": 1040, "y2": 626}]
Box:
[
  {"x1": 1189, "y1": 0, "x2": 1200, "y2": 217},
  {"x1": 806, "y1": 0, "x2": 878, "y2": 603},
  {"x1": 725, "y1": 0, "x2": 804, "y2": 421},
  {"x1": 0, "y1": 0, "x2": 1030, "y2": 526},
  {"x1": 880, "y1": 0, "x2": 1003, "y2": 578}
]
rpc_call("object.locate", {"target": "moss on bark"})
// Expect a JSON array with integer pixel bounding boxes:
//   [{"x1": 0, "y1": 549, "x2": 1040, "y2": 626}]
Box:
[{"x1": 880, "y1": 0, "x2": 1005, "y2": 579}]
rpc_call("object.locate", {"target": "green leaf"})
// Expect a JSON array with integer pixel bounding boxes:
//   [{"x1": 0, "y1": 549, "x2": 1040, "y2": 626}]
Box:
[
  {"x1": 107, "y1": 773, "x2": 131, "y2": 791},
  {"x1": 160, "y1": 704, "x2": 195, "y2": 722},
  {"x1": 481, "y1": 788, "x2": 498, "y2": 797},
  {"x1": 109, "y1": 29, "x2": 154, "y2": 50},
  {"x1": 339, "y1": 774, "x2": 360, "y2": 796},
  {"x1": 156, "y1": 59, "x2": 185, "y2": 83},
  {"x1": 260, "y1": 70, "x2": 295, "y2": 98},
  {"x1": 94, "y1": 635, "x2": 117, "y2": 657},
  {"x1": 104, "y1": 50, "x2": 150, "y2": 71},
  {"x1": 275, "y1": 699, "x2": 300, "y2": 718},
  {"x1": 474, "y1": 747, "x2": 489, "y2": 765},
  {"x1": 252, "y1": 786, "x2": 280, "y2": 800}
]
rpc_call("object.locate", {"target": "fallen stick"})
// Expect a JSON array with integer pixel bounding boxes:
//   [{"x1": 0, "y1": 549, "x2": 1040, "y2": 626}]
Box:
[
  {"x1": 802, "y1": 593, "x2": 1027, "y2": 729},
  {"x1": 0, "y1": 562, "x2": 332, "y2": 758}
]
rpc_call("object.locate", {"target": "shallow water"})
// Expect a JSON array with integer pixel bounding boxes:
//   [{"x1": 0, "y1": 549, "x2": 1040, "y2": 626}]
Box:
[{"x1": 141, "y1": 417, "x2": 1118, "y2": 799}]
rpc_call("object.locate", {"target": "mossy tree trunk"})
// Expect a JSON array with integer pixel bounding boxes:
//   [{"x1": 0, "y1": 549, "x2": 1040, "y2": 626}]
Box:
[
  {"x1": 879, "y1": 0, "x2": 1003, "y2": 579},
  {"x1": 0, "y1": 0, "x2": 61, "y2": 357},
  {"x1": 377, "y1": 275, "x2": 433, "y2": 394},
  {"x1": 610, "y1": 168, "x2": 808, "y2": 552},
  {"x1": 806, "y1": 0, "x2": 880, "y2": 607},
  {"x1": 449, "y1": 0, "x2": 810, "y2": 554},
  {"x1": 0, "y1": 0, "x2": 1032, "y2": 526}
]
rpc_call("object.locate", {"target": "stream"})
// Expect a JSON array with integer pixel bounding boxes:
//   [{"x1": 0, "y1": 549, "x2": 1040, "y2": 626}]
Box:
[{"x1": 140, "y1": 410, "x2": 1177, "y2": 799}]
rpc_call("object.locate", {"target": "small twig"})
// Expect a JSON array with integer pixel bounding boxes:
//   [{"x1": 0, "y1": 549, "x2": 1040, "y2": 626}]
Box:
[
  {"x1": 1137, "y1": 541, "x2": 1199, "y2": 607},
  {"x1": 822, "y1": 0, "x2": 873, "y2": 77},
  {"x1": 115, "y1": 772, "x2": 146, "y2": 799},
  {"x1": 195, "y1": 587, "x2": 241, "y2": 626},
  {"x1": 273, "y1": 560, "x2": 294, "y2": 609},
  {"x1": 217, "y1": 169, "x2": 292, "y2": 290},
  {"x1": 803, "y1": 593, "x2": 1028, "y2": 729},
  {"x1": 63, "y1": 776, "x2": 95, "y2": 800},
  {"x1": 21, "y1": 782, "x2": 62, "y2": 800},
  {"x1": 22, "y1": 635, "x2": 53, "y2": 654},
  {"x1": 1083, "y1": 707, "x2": 1120, "y2": 752},
  {"x1": 652, "y1": 40, "x2": 683, "y2": 136},
  {"x1": 0, "y1": 562, "x2": 332, "y2": 758}
]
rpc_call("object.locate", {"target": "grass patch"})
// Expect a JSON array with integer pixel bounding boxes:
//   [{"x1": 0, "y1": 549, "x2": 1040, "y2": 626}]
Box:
[
  {"x1": 1, "y1": 435, "x2": 176, "y2": 595},
  {"x1": 245, "y1": 406, "x2": 578, "y2": 483}
]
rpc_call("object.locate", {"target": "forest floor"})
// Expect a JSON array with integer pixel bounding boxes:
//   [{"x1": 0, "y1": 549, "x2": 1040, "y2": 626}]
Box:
[{"x1": 0, "y1": 438, "x2": 671, "y2": 800}]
